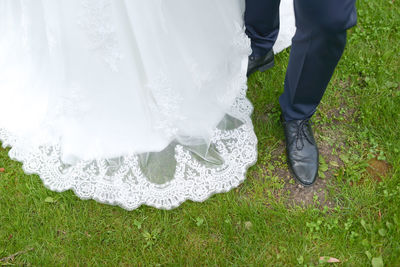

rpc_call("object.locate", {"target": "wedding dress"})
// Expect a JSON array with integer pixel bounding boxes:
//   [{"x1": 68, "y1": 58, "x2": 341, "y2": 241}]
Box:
[{"x1": 0, "y1": 0, "x2": 295, "y2": 210}]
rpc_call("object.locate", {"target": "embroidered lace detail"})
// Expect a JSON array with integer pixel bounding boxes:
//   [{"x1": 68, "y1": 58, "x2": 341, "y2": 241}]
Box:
[
  {"x1": 189, "y1": 63, "x2": 213, "y2": 90},
  {"x1": 233, "y1": 23, "x2": 252, "y2": 54},
  {"x1": 147, "y1": 73, "x2": 186, "y2": 138},
  {"x1": 20, "y1": 0, "x2": 30, "y2": 52},
  {"x1": 46, "y1": 28, "x2": 58, "y2": 54},
  {"x1": 218, "y1": 24, "x2": 251, "y2": 108},
  {"x1": 78, "y1": 0, "x2": 123, "y2": 72},
  {"x1": 53, "y1": 85, "x2": 91, "y2": 119},
  {"x1": 0, "y1": 26, "x2": 256, "y2": 210}
]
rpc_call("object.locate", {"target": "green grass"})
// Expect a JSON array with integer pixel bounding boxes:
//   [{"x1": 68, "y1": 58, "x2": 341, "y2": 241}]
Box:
[{"x1": 1, "y1": 1, "x2": 399, "y2": 265}]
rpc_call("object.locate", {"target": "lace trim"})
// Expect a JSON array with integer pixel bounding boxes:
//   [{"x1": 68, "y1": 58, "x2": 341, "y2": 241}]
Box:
[{"x1": 0, "y1": 26, "x2": 256, "y2": 210}]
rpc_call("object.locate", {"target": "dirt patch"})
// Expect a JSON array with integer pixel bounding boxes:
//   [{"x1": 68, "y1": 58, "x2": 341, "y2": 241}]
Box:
[
  {"x1": 276, "y1": 88, "x2": 360, "y2": 208},
  {"x1": 251, "y1": 139, "x2": 340, "y2": 209},
  {"x1": 274, "y1": 139, "x2": 339, "y2": 209},
  {"x1": 284, "y1": 179, "x2": 333, "y2": 208},
  {"x1": 365, "y1": 158, "x2": 391, "y2": 182},
  {"x1": 254, "y1": 107, "x2": 351, "y2": 208}
]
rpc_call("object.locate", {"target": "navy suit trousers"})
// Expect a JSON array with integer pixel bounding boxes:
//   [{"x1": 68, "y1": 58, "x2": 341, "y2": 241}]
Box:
[{"x1": 245, "y1": 0, "x2": 357, "y2": 120}]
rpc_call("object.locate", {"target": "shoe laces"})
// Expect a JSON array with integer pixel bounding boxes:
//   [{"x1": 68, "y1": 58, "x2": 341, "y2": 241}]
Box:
[{"x1": 295, "y1": 119, "x2": 314, "y2": 150}]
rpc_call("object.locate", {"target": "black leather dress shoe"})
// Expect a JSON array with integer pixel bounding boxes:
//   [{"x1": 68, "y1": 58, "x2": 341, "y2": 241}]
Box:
[
  {"x1": 281, "y1": 116, "x2": 319, "y2": 186},
  {"x1": 247, "y1": 49, "x2": 274, "y2": 77}
]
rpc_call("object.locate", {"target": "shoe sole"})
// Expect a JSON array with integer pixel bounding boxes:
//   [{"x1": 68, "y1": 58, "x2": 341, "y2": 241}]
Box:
[{"x1": 247, "y1": 59, "x2": 275, "y2": 77}]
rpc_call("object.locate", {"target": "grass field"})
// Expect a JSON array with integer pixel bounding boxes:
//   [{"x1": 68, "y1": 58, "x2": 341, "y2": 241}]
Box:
[{"x1": 1, "y1": 0, "x2": 399, "y2": 265}]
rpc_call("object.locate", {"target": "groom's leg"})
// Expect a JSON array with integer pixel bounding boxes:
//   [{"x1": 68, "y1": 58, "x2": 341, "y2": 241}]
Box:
[
  {"x1": 245, "y1": 0, "x2": 281, "y2": 57},
  {"x1": 279, "y1": 0, "x2": 357, "y2": 186},
  {"x1": 279, "y1": 0, "x2": 357, "y2": 121}
]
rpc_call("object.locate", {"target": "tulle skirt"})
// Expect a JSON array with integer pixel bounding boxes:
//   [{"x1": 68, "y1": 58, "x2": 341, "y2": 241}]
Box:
[{"x1": 0, "y1": 0, "x2": 295, "y2": 209}]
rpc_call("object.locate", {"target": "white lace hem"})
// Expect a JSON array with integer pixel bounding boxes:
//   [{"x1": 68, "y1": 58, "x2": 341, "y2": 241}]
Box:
[{"x1": 0, "y1": 65, "x2": 258, "y2": 211}]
